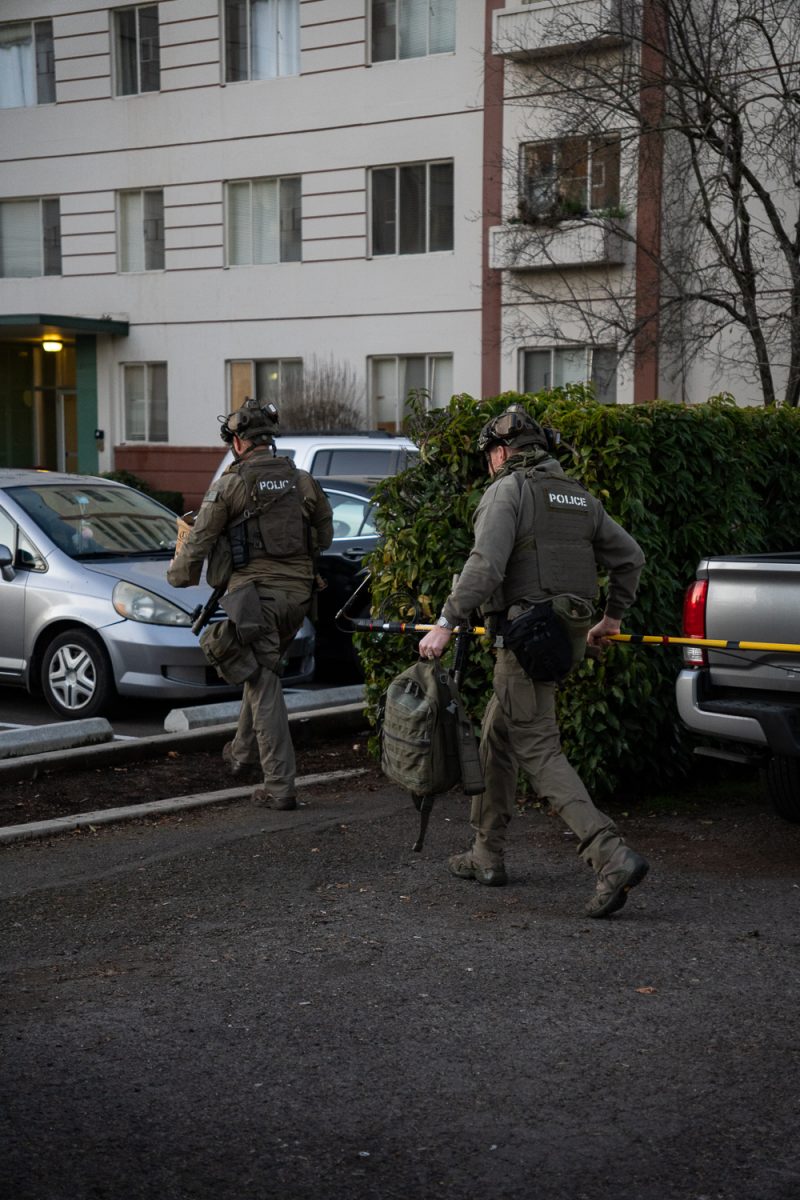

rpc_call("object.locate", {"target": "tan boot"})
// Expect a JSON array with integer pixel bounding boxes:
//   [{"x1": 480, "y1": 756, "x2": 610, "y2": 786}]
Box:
[
  {"x1": 448, "y1": 851, "x2": 507, "y2": 887},
  {"x1": 586, "y1": 846, "x2": 649, "y2": 918},
  {"x1": 222, "y1": 741, "x2": 260, "y2": 782},
  {"x1": 252, "y1": 786, "x2": 297, "y2": 811}
]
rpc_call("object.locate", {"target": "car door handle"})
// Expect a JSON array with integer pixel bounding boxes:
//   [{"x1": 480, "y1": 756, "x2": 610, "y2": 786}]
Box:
[{"x1": 343, "y1": 546, "x2": 368, "y2": 559}]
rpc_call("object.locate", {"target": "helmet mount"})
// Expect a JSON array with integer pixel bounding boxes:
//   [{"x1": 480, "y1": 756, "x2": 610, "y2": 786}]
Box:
[
  {"x1": 477, "y1": 403, "x2": 560, "y2": 457},
  {"x1": 218, "y1": 398, "x2": 279, "y2": 447}
]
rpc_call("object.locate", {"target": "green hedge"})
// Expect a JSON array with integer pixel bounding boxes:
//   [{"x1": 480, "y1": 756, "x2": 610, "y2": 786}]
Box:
[{"x1": 358, "y1": 390, "x2": 800, "y2": 800}]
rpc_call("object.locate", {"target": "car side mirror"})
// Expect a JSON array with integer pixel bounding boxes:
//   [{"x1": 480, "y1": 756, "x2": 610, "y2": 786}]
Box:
[{"x1": 0, "y1": 544, "x2": 16, "y2": 581}]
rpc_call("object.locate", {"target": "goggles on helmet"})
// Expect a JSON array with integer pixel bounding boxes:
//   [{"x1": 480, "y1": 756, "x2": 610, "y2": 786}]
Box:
[
  {"x1": 477, "y1": 404, "x2": 549, "y2": 454},
  {"x1": 218, "y1": 398, "x2": 279, "y2": 445}
]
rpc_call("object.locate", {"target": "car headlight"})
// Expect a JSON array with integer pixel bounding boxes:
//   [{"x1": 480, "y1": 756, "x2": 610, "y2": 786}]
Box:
[{"x1": 112, "y1": 581, "x2": 192, "y2": 626}]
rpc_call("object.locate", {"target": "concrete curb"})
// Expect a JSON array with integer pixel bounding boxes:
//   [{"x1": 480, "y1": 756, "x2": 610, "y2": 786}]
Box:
[
  {"x1": 164, "y1": 685, "x2": 365, "y2": 731},
  {"x1": 0, "y1": 717, "x2": 114, "y2": 760},
  {"x1": 0, "y1": 767, "x2": 370, "y2": 844},
  {"x1": 0, "y1": 702, "x2": 369, "y2": 784}
]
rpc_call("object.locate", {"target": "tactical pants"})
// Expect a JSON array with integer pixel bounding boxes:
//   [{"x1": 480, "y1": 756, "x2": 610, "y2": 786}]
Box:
[
  {"x1": 230, "y1": 583, "x2": 310, "y2": 802},
  {"x1": 470, "y1": 648, "x2": 623, "y2": 872}
]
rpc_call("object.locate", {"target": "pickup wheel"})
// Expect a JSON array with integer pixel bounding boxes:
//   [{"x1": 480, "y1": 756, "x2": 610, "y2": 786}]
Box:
[{"x1": 763, "y1": 755, "x2": 800, "y2": 824}]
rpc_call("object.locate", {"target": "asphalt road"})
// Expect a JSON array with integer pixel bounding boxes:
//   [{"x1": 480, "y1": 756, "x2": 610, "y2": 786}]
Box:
[{"x1": 2, "y1": 773, "x2": 799, "y2": 1200}]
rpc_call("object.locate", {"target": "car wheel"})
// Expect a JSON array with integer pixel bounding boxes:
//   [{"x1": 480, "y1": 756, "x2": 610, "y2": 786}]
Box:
[
  {"x1": 41, "y1": 629, "x2": 116, "y2": 720},
  {"x1": 763, "y1": 755, "x2": 800, "y2": 823}
]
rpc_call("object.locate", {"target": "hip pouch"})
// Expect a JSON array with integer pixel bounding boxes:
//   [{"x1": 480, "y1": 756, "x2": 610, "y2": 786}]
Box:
[
  {"x1": 199, "y1": 618, "x2": 259, "y2": 685},
  {"x1": 504, "y1": 595, "x2": 593, "y2": 683}
]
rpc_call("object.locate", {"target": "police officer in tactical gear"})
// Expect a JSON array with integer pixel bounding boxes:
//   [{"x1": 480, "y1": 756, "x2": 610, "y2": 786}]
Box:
[
  {"x1": 418, "y1": 404, "x2": 649, "y2": 918},
  {"x1": 168, "y1": 399, "x2": 333, "y2": 809}
]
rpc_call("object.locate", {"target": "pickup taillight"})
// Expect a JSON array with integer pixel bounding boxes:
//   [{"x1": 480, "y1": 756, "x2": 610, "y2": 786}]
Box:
[{"x1": 682, "y1": 579, "x2": 708, "y2": 666}]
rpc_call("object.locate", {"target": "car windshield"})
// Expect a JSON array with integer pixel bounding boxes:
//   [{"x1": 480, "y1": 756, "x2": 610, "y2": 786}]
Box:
[{"x1": 9, "y1": 483, "x2": 178, "y2": 559}]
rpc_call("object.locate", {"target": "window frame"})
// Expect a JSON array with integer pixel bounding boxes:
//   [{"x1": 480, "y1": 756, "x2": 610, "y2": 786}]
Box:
[
  {"x1": 0, "y1": 196, "x2": 62, "y2": 278},
  {"x1": 0, "y1": 19, "x2": 55, "y2": 108},
  {"x1": 520, "y1": 345, "x2": 618, "y2": 405},
  {"x1": 370, "y1": 0, "x2": 456, "y2": 64},
  {"x1": 227, "y1": 357, "x2": 304, "y2": 409},
  {"x1": 368, "y1": 353, "x2": 453, "y2": 429},
  {"x1": 223, "y1": 0, "x2": 301, "y2": 83},
  {"x1": 122, "y1": 362, "x2": 169, "y2": 443},
  {"x1": 224, "y1": 176, "x2": 302, "y2": 266},
  {"x1": 117, "y1": 188, "x2": 165, "y2": 273},
  {"x1": 369, "y1": 160, "x2": 454, "y2": 257},
  {"x1": 112, "y1": 4, "x2": 161, "y2": 97},
  {"x1": 518, "y1": 134, "x2": 622, "y2": 223}
]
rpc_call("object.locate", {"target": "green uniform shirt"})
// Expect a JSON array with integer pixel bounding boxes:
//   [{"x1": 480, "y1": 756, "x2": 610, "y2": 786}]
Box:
[
  {"x1": 441, "y1": 451, "x2": 644, "y2": 625},
  {"x1": 167, "y1": 447, "x2": 333, "y2": 591}
]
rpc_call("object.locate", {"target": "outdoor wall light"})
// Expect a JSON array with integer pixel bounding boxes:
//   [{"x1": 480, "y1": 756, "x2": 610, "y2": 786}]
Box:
[{"x1": 42, "y1": 339, "x2": 63, "y2": 352}]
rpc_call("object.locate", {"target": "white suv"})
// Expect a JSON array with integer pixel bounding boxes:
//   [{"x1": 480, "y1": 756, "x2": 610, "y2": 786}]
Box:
[{"x1": 212, "y1": 431, "x2": 416, "y2": 483}]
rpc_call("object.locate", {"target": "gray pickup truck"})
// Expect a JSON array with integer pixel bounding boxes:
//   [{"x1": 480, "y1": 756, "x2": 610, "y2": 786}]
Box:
[{"x1": 675, "y1": 552, "x2": 800, "y2": 822}]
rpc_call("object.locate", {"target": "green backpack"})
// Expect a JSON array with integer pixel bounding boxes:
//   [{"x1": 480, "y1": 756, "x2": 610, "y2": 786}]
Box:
[{"x1": 380, "y1": 660, "x2": 484, "y2": 798}]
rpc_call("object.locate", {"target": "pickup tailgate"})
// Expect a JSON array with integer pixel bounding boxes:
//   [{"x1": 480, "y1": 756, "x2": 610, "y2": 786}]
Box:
[{"x1": 700, "y1": 554, "x2": 800, "y2": 694}]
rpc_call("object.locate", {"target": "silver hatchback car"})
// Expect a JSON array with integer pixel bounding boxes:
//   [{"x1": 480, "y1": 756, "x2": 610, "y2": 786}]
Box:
[{"x1": 0, "y1": 470, "x2": 314, "y2": 719}]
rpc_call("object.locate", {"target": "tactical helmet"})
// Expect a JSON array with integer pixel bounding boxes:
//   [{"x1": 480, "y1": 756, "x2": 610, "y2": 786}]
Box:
[
  {"x1": 218, "y1": 398, "x2": 279, "y2": 446},
  {"x1": 477, "y1": 404, "x2": 557, "y2": 455}
]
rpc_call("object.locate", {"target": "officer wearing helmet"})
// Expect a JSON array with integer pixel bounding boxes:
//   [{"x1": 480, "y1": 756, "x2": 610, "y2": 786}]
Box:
[
  {"x1": 168, "y1": 398, "x2": 332, "y2": 809},
  {"x1": 418, "y1": 404, "x2": 649, "y2": 918}
]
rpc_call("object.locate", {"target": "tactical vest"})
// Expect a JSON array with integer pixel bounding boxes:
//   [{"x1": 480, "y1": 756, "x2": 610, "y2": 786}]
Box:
[
  {"x1": 231, "y1": 454, "x2": 310, "y2": 560},
  {"x1": 501, "y1": 460, "x2": 599, "y2": 607}
]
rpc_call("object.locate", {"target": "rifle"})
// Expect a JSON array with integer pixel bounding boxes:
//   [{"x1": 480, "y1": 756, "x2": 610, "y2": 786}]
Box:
[{"x1": 190, "y1": 583, "x2": 226, "y2": 636}]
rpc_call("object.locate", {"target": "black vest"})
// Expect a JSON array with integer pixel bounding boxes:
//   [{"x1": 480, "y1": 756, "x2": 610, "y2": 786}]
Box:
[{"x1": 231, "y1": 454, "x2": 310, "y2": 559}]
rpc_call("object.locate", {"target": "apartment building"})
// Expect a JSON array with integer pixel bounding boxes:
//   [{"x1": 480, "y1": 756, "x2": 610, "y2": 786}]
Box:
[{"x1": 1, "y1": 1, "x2": 769, "y2": 505}]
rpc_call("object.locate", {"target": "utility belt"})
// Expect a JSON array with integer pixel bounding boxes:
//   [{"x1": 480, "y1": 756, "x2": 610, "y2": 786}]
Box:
[{"x1": 489, "y1": 594, "x2": 594, "y2": 683}]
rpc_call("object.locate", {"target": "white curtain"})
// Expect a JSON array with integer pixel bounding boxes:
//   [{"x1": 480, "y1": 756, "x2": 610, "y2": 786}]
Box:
[
  {"x1": 277, "y1": 0, "x2": 299, "y2": 75},
  {"x1": 0, "y1": 25, "x2": 34, "y2": 109},
  {"x1": 227, "y1": 181, "x2": 253, "y2": 265},
  {"x1": 119, "y1": 192, "x2": 144, "y2": 273},
  {"x1": 251, "y1": 0, "x2": 278, "y2": 79},
  {"x1": 251, "y1": 0, "x2": 299, "y2": 78},
  {"x1": 429, "y1": 0, "x2": 456, "y2": 54},
  {"x1": 252, "y1": 179, "x2": 279, "y2": 263},
  {"x1": 371, "y1": 359, "x2": 398, "y2": 428},
  {"x1": 429, "y1": 355, "x2": 453, "y2": 406},
  {"x1": 399, "y1": 0, "x2": 427, "y2": 59},
  {"x1": 0, "y1": 200, "x2": 41, "y2": 277},
  {"x1": 124, "y1": 365, "x2": 147, "y2": 441}
]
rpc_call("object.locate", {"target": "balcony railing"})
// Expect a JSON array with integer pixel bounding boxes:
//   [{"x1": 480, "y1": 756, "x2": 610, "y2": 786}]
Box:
[
  {"x1": 489, "y1": 218, "x2": 627, "y2": 271},
  {"x1": 492, "y1": 0, "x2": 635, "y2": 61}
]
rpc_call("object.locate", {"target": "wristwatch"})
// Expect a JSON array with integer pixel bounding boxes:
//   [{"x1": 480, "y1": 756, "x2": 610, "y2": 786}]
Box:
[{"x1": 436, "y1": 615, "x2": 453, "y2": 630}]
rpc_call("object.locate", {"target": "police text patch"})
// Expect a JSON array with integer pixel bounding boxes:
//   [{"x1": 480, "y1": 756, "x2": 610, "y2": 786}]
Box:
[
  {"x1": 547, "y1": 490, "x2": 588, "y2": 512},
  {"x1": 257, "y1": 478, "x2": 290, "y2": 493}
]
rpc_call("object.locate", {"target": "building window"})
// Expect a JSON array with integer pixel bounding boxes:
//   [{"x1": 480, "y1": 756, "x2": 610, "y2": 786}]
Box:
[
  {"x1": 118, "y1": 190, "x2": 165, "y2": 272},
  {"x1": 519, "y1": 135, "x2": 621, "y2": 223},
  {"x1": 522, "y1": 346, "x2": 617, "y2": 405},
  {"x1": 370, "y1": 354, "x2": 453, "y2": 428},
  {"x1": 0, "y1": 198, "x2": 61, "y2": 277},
  {"x1": 123, "y1": 363, "x2": 168, "y2": 441},
  {"x1": 371, "y1": 0, "x2": 455, "y2": 62},
  {"x1": 113, "y1": 5, "x2": 160, "y2": 96},
  {"x1": 226, "y1": 177, "x2": 302, "y2": 265},
  {"x1": 0, "y1": 20, "x2": 55, "y2": 108},
  {"x1": 370, "y1": 162, "x2": 453, "y2": 256},
  {"x1": 228, "y1": 358, "x2": 303, "y2": 410},
  {"x1": 224, "y1": 0, "x2": 300, "y2": 81}
]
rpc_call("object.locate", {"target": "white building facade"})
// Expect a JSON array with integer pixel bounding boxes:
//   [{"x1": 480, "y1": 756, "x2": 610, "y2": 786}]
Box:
[{"x1": 0, "y1": 1, "x2": 778, "y2": 507}]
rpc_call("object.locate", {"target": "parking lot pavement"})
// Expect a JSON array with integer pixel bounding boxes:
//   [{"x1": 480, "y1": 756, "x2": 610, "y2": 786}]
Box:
[{"x1": 2, "y1": 780, "x2": 799, "y2": 1200}]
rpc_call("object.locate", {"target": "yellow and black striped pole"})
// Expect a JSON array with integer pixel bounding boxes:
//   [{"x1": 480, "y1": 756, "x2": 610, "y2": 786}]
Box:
[{"x1": 344, "y1": 617, "x2": 800, "y2": 655}]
